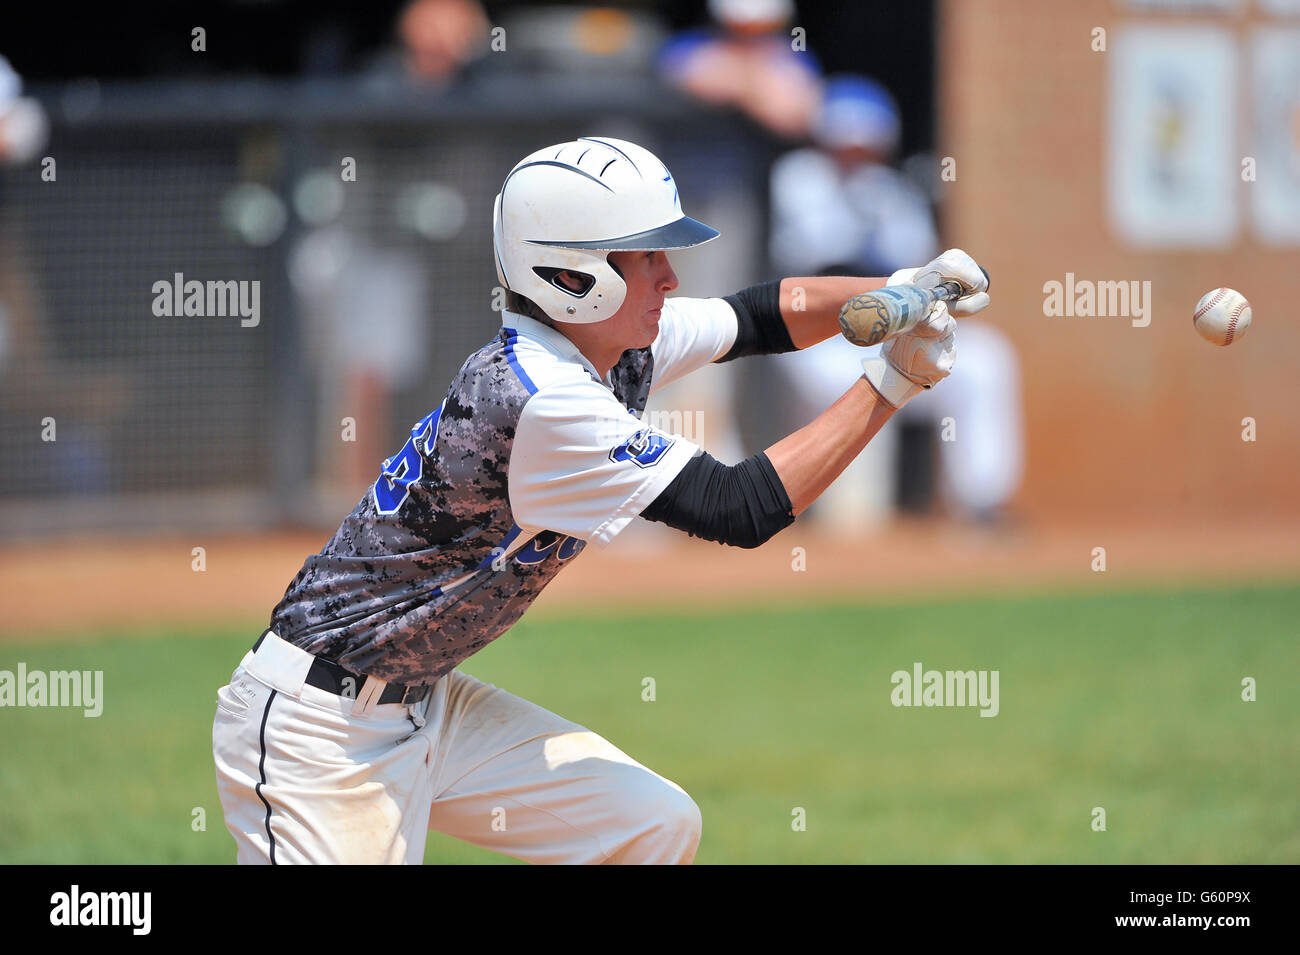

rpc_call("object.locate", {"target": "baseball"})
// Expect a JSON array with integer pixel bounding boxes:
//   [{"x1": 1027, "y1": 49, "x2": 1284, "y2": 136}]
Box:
[{"x1": 1192, "y1": 288, "x2": 1251, "y2": 346}]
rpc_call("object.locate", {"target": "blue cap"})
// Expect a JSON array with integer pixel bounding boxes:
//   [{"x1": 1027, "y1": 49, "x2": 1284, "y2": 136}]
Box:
[{"x1": 815, "y1": 75, "x2": 901, "y2": 153}]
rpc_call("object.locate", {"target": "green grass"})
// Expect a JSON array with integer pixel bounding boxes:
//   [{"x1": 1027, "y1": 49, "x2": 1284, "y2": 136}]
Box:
[{"x1": 1, "y1": 585, "x2": 1297, "y2": 864}]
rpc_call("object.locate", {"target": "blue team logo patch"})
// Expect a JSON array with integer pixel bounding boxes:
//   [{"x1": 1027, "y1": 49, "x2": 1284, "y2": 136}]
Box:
[{"x1": 609, "y1": 428, "x2": 674, "y2": 469}]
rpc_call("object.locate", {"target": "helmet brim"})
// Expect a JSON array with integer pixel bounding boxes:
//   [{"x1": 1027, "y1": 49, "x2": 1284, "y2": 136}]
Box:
[{"x1": 527, "y1": 215, "x2": 720, "y2": 251}]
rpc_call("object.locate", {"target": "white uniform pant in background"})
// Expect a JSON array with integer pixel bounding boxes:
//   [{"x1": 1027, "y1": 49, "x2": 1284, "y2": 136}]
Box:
[
  {"x1": 212, "y1": 632, "x2": 701, "y2": 864},
  {"x1": 774, "y1": 319, "x2": 1023, "y2": 529}
]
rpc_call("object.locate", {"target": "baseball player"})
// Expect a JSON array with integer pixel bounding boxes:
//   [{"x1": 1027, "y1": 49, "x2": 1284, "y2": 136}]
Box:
[{"x1": 211, "y1": 137, "x2": 989, "y2": 864}]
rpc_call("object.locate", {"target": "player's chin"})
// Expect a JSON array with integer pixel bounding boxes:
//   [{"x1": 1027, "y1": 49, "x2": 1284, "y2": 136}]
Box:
[{"x1": 638, "y1": 309, "x2": 662, "y2": 342}]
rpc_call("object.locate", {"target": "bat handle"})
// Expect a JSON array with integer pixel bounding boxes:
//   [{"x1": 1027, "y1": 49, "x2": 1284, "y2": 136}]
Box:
[
  {"x1": 935, "y1": 266, "x2": 990, "y2": 302},
  {"x1": 935, "y1": 279, "x2": 964, "y2": 302}
]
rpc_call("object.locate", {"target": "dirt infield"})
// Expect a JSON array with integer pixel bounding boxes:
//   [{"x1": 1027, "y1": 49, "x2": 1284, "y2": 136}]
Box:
[{"x1": 3, "y1": 515, "x2": 1298, "y2": 642}]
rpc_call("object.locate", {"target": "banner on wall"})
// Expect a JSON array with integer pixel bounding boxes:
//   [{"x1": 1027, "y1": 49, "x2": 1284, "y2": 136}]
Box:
[
  {"x1": 1249, "y1": 28, "x2": 1300, "y2": 244},
  {"x1": 1107, "y1": 26, "x2": 1239, "y2": 248}
]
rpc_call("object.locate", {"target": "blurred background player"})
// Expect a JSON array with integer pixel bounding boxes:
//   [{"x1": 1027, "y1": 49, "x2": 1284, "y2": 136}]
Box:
[
  {"x1": 768, "y1": 75, "x2": 1023, "y2": 532},
  {"x1": 648, "y1": 0, "x2": 825, "y2": 473},
  {"x1": 0, "y1": 56, "x2": 47, "y2": 166},
  {"x1": 395, "y1": 0, "x2": 491, "y2": 85},
  {"x1": 658, "y1": 0, "x2": 821, "y2": 142},
  {"x1": 363, "y1": 0, "x2": 491, "y2": 91}
]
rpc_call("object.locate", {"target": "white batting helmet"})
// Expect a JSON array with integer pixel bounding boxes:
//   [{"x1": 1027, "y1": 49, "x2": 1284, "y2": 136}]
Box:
[{"x1": 492, "y1": 137, "x2": 719, "y2": 324}]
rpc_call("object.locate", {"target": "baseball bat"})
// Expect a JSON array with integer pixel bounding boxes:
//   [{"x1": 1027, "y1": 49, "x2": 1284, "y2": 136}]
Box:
[{"x1": 838, "y1": 266, "x2": 991, "y2": 347}]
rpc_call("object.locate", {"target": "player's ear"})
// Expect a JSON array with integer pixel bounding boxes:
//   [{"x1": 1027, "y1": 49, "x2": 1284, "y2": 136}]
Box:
[
  {"x1": 534, "y1": 268, "x2": 596, "y2": 296},
  {"x1": 555, "y1": 270, "x2": 587, "y2": 292}
]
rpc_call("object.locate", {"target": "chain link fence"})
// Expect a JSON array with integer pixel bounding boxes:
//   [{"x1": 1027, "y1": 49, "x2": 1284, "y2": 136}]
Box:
[{"x1": 0, "y1": 79, "x2": 774, "y2": 537}]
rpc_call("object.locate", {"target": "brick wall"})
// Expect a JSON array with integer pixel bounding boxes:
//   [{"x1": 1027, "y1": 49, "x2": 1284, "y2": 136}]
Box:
[{"x1": 939, "y1": 0, "x2": 1299, "y2": 522}]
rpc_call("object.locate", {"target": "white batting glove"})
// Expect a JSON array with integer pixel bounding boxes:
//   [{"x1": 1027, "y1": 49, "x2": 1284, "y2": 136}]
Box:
[
  {"x1": 861, "y1": 301, "x2": 956, "y2": 409},
  {"x1": 890, "y1": 248, "x2": 990, "y2": 317}
]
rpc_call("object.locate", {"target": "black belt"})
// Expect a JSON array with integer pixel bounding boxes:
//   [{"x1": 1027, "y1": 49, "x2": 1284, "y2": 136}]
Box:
[{"x1": 253, "y1": 630, "x2": 425, "y2": 706}]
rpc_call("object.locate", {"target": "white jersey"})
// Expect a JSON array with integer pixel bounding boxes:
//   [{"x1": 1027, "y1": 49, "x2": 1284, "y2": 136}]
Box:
[
  {"x1": 268, "y1": 298, "x2": 739, "y2": 685},
  {"x1": 769, "y1": 148, "x2": 937, "y2": 276}
]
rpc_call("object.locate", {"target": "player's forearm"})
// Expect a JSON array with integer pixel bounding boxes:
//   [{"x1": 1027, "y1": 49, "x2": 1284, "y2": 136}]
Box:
[
  {"x1": 779, "y1": 276, "x2": 888, "y2": 350},
  {"x1": 765, "y1": 376, "x2": 895, "y2": 517}
]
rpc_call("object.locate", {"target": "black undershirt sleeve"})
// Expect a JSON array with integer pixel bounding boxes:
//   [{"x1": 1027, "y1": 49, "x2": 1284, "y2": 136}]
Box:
[
  {"x1": 716, "y1": 279, "x2": 796, "y2": 363},
  {"x1": 639, "y1": 449, "x2": 796, "y2": 549}
]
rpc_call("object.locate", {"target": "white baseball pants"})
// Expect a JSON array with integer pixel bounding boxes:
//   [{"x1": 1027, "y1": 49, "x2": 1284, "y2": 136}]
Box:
[{"x1": 212, "y1": 632, "x2": 701, "y2": 864}]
